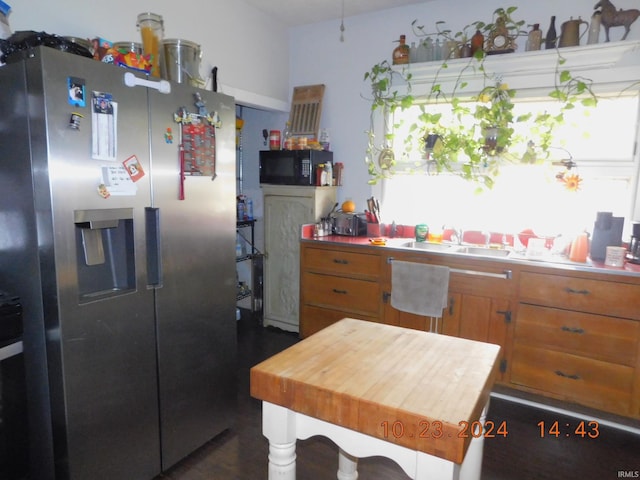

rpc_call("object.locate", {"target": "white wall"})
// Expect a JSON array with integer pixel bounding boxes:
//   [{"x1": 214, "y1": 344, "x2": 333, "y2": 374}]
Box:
[
  {"x1": 6, "y1": 0, "x2": 290, "y2": 106},
  {"x1": 289, "y1": 0, "x2": 640, "y2": 210},
  {"x1": 6, "y1": 0, "x2": 639, "y2": 217}
]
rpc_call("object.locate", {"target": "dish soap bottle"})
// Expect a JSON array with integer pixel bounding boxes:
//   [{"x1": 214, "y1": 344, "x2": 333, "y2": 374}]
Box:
[{"x1": 392, "y1": 35, "x2": 410, "y2": 65}]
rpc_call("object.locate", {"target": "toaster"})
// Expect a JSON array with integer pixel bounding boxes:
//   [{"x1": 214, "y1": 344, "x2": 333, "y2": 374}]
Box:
[{"x1": 329, "y1": 212, "x2": 367, "y2": 236}]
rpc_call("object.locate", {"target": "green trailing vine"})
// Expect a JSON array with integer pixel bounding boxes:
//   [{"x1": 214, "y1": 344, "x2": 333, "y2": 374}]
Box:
[{"x1": 363, "y1": 7, "x2": 600, "y2": 189}]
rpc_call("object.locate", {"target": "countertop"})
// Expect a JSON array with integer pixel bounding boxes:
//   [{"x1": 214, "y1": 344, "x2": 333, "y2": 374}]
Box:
[{"x1": 300, "y1": 225, "x2": 640, "y2": 279}]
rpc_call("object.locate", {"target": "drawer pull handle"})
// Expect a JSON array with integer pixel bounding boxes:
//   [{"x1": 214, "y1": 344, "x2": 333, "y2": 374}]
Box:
[
  {"x1": 564, "y1": 287, "x2": 590, "y2": 295},
  {"x1": 333, "y1": 259, "x2": 349, "y2": 265},
  {"x1": 561, "y1": 326, "x2": 585, "y2": 334},
  {"x1": 555, "y1": 370, "x2": 581, "y2": 381},
  {"x1": 332, "y1": 288, "x2": 348, "y2": 295}
]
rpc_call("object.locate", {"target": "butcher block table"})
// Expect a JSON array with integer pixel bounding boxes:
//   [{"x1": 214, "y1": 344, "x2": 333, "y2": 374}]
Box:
[{"x1": 250, "y1": 318, "x2": 501, "y2": 480}]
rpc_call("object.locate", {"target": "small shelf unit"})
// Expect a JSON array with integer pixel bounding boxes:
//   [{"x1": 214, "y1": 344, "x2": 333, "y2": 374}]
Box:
[{"x1": 236, "y1": 219, "x2": 263, "y2": 313}]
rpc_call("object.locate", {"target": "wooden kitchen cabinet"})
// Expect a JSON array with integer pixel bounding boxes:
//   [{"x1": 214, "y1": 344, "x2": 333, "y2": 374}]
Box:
[
  {"x1": 298, "y1": 238, "x2": 640, "y2": 419},
  {"x1": 299, "y1": 243, "x2": 383, "y2": 338},
  {"x1": 262, "y1": 185, "x2": 337, "y2": 333},
  {"x1": 381, "y1": 251, "x2": 515, "y2": 382},
  {"x1": 512, "y1": 270, "x2": 640, "y2": 416}
]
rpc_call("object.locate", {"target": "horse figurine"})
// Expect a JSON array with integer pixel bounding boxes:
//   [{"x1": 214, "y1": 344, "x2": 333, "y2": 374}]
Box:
[{"x1": 594, "y1": 0, "x2": 640, "y2": 41}]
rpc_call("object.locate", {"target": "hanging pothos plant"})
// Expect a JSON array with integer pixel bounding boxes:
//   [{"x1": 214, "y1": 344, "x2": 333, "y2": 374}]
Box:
[{"x1": 363, "y1": 8, "x2": 599, "y2": 190}]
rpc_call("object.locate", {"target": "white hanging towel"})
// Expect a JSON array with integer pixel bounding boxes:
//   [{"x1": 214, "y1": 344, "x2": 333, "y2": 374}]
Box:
[{"x1": 391, "y1": 260, "x2": 450, "y2": 318}]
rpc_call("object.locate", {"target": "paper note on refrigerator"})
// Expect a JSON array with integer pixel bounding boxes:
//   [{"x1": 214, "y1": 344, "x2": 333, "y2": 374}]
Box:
[
  {"x1": 101, "y1": 165, "x2": 137, "y2": 196},
  {"x1": 91, "y1": 92, "x2": 117, "y2": 161}
]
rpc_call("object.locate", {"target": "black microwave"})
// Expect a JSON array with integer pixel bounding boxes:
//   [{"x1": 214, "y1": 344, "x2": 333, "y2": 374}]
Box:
[{"x1": 259, "y1": 150, "x2": 332, "y2": 186}]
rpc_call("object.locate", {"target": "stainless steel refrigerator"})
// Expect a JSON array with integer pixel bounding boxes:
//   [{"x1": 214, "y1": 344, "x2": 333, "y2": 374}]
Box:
[{"x1": 0, "y1": 46, "x2": 237, "y2": 479}]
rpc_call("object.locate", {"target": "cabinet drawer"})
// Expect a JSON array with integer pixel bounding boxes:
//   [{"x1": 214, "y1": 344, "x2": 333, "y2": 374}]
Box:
[
  {"x1": 516, "y1": 304, "x2": 639, "y2": 366},
  {"x1": 302, "y1": 272, "x2": 380, "y2": 316},
  {"x1": 511, "y1": 344, "x2": 634, "y2": 415},
  {"x1": 519, "y1": 271, "x2": 640, "y2": 320},
  {"x1": 303, "y1": 247, "x2": 381, "y2": 279}
]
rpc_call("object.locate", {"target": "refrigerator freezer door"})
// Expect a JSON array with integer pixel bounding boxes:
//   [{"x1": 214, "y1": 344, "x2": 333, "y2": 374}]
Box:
[
  {"x1": 12, "y1": 48, "x2": 161, "y2": 479},
  {"x1": 147, "y1": 85, "x2": 237, "y2": 469}
]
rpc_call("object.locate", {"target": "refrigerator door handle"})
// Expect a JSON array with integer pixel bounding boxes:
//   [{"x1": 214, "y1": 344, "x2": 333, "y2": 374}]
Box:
[
  {"x1": 145, "y1": 207, "x2": 163, "y2": 288},
  {"x1": 124, "y1": 71, "x2": 171, "y2": 94}
]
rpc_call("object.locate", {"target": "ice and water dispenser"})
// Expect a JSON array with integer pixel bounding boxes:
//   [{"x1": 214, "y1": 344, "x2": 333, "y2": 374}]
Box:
[{"x1": 74, "y1": 208, "x2": 136, "y2": 302}]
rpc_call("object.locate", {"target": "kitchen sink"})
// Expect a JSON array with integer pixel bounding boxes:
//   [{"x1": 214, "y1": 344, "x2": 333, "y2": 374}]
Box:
[
  {"x1": 454, "y1": 246, "x2": 511, "y2": 257},
  {"x1": 400, "y1": 241, "x2": 456, "y2": 252}
]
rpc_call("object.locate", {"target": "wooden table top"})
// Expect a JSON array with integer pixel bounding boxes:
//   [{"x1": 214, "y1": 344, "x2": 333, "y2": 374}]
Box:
[{"x1": 250, "y1": 318, "x2": 501, "y2": 463}]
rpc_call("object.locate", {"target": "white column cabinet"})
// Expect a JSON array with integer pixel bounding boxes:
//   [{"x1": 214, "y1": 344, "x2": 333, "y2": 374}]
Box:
[{"x1": 262, "y1": 185, "x2": 337, "y2": 332}]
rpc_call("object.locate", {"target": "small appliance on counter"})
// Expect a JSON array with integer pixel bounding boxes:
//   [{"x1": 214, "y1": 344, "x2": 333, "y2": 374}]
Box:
[
  {"x1": 590, "y1": 211, "x2": 624, "y2": 261},
  {"x1": 628, "y1": 222, "x2": 640, "y2": 264},
  {"x1": 329, "y1": 211, "x2": 367, "y2": 236}
]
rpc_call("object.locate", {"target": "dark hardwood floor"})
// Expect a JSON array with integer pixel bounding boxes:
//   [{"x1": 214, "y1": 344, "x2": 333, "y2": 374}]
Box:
[{"x1": 156, "y1": 312, "x2": 640, "y2": 480}]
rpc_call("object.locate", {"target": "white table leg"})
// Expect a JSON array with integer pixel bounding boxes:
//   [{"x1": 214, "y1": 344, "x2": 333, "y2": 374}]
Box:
[
  {"x1": 459, "y1": 401, "x2": 489, "y2": 480},
  {"x1": 337, "y1": 448, "x2": 358, "y2": 480},
  {"x1": 261, "y1": 400, "x2": 488, "y2": 480},
  {"x1": 263, "y1": 402, "x2": 297, "y2": 480}
]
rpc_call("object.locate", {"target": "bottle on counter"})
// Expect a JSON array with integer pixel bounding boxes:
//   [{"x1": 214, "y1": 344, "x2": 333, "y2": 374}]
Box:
[
  {"x1": 392, "y1": 35, "x2": 410, "y2": 65},
  {"x1": 323, "y1": 162, "x2": 333, "y2": 186}
]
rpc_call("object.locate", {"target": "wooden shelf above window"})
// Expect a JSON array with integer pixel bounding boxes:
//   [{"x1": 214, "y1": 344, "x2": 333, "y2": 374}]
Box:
[{"x1": 394, "y1": 40, "x2": 640, "y2": 97}]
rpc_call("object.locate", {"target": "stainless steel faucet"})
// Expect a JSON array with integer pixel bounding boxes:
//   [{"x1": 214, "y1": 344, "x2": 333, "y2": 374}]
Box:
[
  {"x1": 482, "y1": 230, "x2": 491, "y2": 246},
  {"x1": 445, "y1": 226, "x2": 464, "y2": 244}
]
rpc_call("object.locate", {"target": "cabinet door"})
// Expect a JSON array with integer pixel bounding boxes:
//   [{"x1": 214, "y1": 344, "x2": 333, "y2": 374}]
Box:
[
  {"x1": 263, "y1": 195, "x2": 313, "y2": 331},
  {"x1": 449, "y1": 293, "x2": 510, "y2": 381}
]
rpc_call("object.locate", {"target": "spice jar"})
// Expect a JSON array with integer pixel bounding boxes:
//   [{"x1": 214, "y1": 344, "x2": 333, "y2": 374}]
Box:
[{"x1": 137, "y1": 12, "x2": 164, "y2": 78}]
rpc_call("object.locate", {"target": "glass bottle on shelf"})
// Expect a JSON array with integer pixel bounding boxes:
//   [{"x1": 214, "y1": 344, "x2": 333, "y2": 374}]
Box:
[
  {"x1": 527, "y1": 24, "x2": 542, "y2": 51},
  {"x1": 434, "y1": 38, "x2": 443, "y2": 61},
  {"x1": 587, "y1": 11, "x2": 601, "y2": 45},
  {"x1": 424, "y1": 37, "x2": 434, "y2": 62},
  {"x1": 392, "y1": 35, "x2": 409, "y2": 65},
  {"x1": 545, "y1": 16, "x2": 557, "y2": 50},
  {"x1": 282, "y1": 121, "x2": 293, "y2": 150},
  {"x1": 409, "y1": 41, "x2": 417, "y2": 63}
]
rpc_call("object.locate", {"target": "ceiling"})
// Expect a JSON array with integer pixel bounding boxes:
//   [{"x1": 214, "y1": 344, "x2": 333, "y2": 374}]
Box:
[{"x1": 243, "y1": 0, "x2": 429, "y2": 27}]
